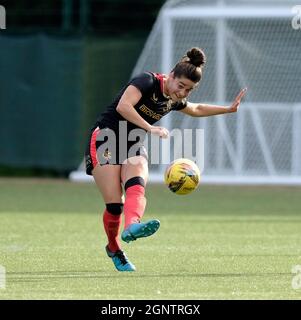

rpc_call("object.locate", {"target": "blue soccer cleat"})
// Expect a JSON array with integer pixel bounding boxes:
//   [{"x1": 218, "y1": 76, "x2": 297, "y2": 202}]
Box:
[
  {"x1": 121, "y1": 219, "x2": 160, "y2": 243},
  {"x1": 105, "y1": 245, "x2": 136, "y2": 272}
]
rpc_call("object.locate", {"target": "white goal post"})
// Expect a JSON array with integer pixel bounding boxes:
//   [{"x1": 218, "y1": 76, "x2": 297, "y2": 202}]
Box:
[{"x1": 70, "y1": 0, "x2": 301, "y2": 185}]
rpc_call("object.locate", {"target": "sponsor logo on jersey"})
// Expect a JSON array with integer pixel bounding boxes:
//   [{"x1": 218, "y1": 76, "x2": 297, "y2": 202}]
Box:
[{"x1": 139, "y1": 104, "x2": 162, "y2": 121}]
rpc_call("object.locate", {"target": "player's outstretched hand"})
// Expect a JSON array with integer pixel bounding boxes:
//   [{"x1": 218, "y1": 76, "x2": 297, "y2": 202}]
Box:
[
  {"x1": 149, "y1": 126, "x2": 169, "y2": 138},
  {"x1": 228, "y1": 88, "x2": 247, "y2": 113}
]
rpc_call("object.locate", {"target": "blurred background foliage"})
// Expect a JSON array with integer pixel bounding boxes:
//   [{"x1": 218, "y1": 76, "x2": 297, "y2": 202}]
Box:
[{"x1": 1, "y1": 0, "x2": 165, "y2": 35}]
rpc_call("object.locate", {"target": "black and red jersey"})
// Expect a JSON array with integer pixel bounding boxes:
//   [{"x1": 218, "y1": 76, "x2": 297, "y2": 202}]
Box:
[{"x1": 96, "y1": 72, "x2": 187, "y2": 132}]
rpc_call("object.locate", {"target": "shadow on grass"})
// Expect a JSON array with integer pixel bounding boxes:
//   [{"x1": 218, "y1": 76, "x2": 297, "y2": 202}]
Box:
[{"x1": 7, "y1": 270, "x2": 291, "y2": 283}]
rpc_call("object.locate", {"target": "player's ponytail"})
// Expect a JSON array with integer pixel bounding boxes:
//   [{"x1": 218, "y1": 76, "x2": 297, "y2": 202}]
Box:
[{"x1": 171, "y1": 47, "x2": 206, "y2": 83}]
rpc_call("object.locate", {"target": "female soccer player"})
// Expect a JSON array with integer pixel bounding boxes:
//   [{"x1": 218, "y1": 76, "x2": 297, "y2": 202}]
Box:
[{"x1": 85, "y1": 47, "x2": 247, "y2": 271}]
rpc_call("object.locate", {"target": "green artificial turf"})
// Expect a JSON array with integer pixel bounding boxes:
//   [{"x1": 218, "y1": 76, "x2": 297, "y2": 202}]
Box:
[{"x1": 0, "y1": 178, "x2": 301, "y2": 299}]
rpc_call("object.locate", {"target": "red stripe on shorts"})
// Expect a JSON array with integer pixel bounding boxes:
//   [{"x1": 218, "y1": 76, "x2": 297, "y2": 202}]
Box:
[{"x1": 90, "y1": 127, "x2": 100, "y2": 168}]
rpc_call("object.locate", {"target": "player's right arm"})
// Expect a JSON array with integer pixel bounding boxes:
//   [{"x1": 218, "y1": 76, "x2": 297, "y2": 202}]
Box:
[{"x1": 116, "y1": 85, "x2": 169, "y2": 138}]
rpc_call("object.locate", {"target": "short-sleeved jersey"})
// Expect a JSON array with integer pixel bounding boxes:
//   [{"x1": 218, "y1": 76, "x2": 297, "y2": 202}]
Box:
[{"x1": 96, "y1": 72, "x2": 187, "y2": 132}]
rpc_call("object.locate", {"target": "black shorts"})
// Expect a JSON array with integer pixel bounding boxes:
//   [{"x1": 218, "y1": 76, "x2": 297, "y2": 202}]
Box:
[{"x1": 85, "y1": 126, "x2": 148, "y2": 176}]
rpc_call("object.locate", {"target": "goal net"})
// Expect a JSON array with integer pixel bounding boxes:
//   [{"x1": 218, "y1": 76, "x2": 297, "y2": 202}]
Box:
[{"x1": 70, "y1": 0, "x2": 301, "y2": 185}]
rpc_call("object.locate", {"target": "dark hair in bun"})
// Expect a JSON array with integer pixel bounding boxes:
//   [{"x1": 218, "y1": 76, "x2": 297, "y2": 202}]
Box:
[
  {"x1": 171, "y1": 47, "x2": 206, "y2": 83},
  {"x1": 186, "y1": 47, "x2": 206, "y2": 68}
]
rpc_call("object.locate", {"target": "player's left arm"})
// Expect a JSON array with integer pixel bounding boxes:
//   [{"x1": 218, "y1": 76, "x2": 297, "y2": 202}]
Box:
[{"x1": 180, "y1": 88, "x2": 247, "y2": 117}]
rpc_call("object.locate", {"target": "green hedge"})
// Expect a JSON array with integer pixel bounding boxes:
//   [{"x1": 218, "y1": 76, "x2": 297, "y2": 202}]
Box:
[{"x1": 0, "y1": 34, "x2": 144, "y2": 175}]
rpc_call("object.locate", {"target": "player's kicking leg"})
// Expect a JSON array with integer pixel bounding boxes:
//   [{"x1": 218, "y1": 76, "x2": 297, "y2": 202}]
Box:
[{"x1": 120, "y1": 156, "x2": 160, "y2": 243}]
